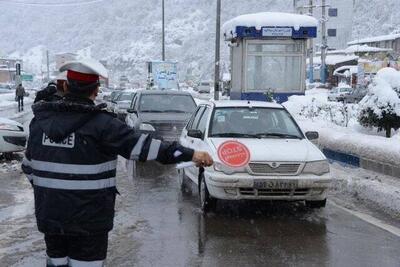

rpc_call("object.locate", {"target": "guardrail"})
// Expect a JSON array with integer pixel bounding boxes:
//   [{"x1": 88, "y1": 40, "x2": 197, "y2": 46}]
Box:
[{"x1": 321, "y1": 146, "x2": 400, "y2": 178}]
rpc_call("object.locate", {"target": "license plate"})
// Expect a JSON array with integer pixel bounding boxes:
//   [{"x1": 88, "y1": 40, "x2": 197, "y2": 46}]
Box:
[{"x1": 254, "y1": 180, "x2": 298, "y2": 189}]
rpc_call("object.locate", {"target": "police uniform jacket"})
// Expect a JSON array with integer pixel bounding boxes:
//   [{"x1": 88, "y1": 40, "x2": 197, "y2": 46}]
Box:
[{"x1": 22, "y1": 95, "x2": 194, "y2": 235}]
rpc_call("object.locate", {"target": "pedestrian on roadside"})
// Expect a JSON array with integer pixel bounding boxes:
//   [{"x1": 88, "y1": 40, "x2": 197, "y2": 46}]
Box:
[
  {"x1": 15, "y1": 83, "x2": 25, "y2": 112},
  {"x1": 34, "y1": 72, "x2": 67, "y2": 103},
  {"x1": 22, "y1": 59, "x2": 213, "y2": 267}
]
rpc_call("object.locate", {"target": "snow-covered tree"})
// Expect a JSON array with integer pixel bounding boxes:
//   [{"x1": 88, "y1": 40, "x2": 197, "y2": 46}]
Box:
[{"x1": 358, "y1": 74, "x2": 400, "y2": 138}]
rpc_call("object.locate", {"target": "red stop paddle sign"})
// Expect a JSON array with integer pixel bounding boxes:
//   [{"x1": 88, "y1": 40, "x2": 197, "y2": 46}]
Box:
[{"x1": 217, "y1": 141, "x2": 251, "y2": 167}]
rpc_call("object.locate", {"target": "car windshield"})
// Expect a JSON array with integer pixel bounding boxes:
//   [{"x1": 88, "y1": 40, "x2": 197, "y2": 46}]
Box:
[
  {"x1": 339, "y1": 88, "x2": 351, "y2": 92},
  {"x1": 209, "y1": 107, "x2": 303, "y2": 139},
  {"x1": 118, "y1": 92, "x2": 135, "y2": 101},
  {"x1": 111, "y1": 92, "x2": 121, "y2": 100},
  {"x1": 139, "y1": 94, "x2": 196, "y2": 113},
  {"x1": 200, "y1": 82, "x2": 210, "y2": 86}
]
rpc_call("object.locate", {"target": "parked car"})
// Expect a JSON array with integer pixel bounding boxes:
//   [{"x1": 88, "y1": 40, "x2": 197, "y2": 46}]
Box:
[
  {"x1": 327, "y1": 87, "x2": 352, "y2": 102},
  {"x1": 197, "y1": 81, "x2": 213, "y2": 94},
  {"x1": 0, "y1": 118, "x2": 27, "y2": 159},
  {"x1": 343, "y1": 86, "x2": 368, "y2": 103},
  {"x1": 179, "y1": 100, "x2": 331, "y2": 212},
  {"x1": 126, "y1": 90, "x2": 197, "y2": 141}
]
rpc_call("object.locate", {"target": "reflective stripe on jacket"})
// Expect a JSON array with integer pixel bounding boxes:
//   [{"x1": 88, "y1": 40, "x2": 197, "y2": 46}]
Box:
[{"x1": 22, "y1": 96, "x2": 194, "y2": 235}]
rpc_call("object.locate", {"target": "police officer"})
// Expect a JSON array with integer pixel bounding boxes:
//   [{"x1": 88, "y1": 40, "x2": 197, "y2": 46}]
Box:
[
  {"x1": 34, "y1": 71, "x2": 67, "y2": 103},
  {"x1": 22, "y1": 59, "x2": 213, "y2": 267}
]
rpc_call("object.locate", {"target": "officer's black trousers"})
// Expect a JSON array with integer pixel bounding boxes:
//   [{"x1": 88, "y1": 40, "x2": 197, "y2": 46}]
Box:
[{"x1": 45, "y1": 233, "x2": 108, "y2": 266}]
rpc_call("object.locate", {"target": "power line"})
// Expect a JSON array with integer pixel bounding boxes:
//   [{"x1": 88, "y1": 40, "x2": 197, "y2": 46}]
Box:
[{"x1": 0, "y1": 0, "x2": 106, "y2": 6}]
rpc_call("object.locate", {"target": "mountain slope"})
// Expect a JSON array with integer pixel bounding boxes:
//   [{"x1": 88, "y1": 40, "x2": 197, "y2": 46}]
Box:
[{"x1": 0, "y1": 0, "x2": 397, "y2": 84}]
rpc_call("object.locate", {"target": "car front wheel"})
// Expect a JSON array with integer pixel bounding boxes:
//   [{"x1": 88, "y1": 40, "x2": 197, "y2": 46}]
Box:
[
  {"x1": 305, "y1": 199, "x2": 327, "y2": 208},
  {"x1": 199, "y1": 173, "x2": 217, "y2": 212}
]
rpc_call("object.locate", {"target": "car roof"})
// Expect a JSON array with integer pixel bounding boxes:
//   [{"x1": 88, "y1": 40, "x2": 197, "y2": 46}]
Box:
[
  {"x1": 136, "y1": 89, "x2": 192, "y2": 96},
  {"x1": 203, "y1": 100, "x2": 284, "y2": 108}
]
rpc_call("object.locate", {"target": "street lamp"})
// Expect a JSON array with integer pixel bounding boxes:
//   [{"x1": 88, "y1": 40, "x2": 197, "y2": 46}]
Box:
[
  {"x1": 214, "y1": 0, "x2": 221, "y2": 100},
  {"x1": 162, "y1": 0, "x2": 165, "y2": 61}
]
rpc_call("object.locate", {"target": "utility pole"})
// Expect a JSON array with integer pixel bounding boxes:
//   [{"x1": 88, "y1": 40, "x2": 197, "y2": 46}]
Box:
[
  {"x1": 308, "y1": 0, "x2": 314, "y2": 84},
  {"x1": 293, "y1": 0, "x2": 297, "y2": 12},
  {"x1": 46, "y1": 50, "x2": 50, "y2": 82},
  {"x1": 320, "y1": 0, "x2": 327, "y2": 85},
  {"x1": 162, "y1": 0, "x2": 165, "y2": 61},
  {"x1": 214, "y1": 0, "x2": 221, "y2": 100}
]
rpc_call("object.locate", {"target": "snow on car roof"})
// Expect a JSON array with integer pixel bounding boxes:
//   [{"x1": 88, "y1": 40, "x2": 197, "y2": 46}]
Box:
[
  {"x1": 223, "y1": 12, "x2": 318, "y2": 38},
  {"x1": 209, "y1": 100, "x2": 283, "y2": 109}
]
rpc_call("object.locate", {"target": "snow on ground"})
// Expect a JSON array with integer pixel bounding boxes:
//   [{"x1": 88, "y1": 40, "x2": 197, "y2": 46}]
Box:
[
  {"x1": 330, "y1": 162, "x2": 400, "y2": 218},
  {"x1": 284, "y1": 87, "x2": 400, "y2": 166},
  {"x1": 299, "y1": 119, "x2": 400, "y2": 166},
  {"x1": 0, "y1": 92, "x2": 34, "y2": 120}
]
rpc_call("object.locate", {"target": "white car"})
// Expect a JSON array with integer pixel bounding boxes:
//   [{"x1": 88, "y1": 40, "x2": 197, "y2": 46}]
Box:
[
  {"x1": 179, "y1": 100, "x2": 331, "y2": 212},
  {"x1": 327, "y1": 87, "x2": 352, "y2": 102},
  {"x1": 0, "y1": 118, "x2": 27, "y2": 159},
  {"x1": 196, "y1": 81, "x2": 213, "y2": 94}
]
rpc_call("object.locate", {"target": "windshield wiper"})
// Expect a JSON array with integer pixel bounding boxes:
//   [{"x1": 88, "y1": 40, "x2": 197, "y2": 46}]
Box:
[
  {"x1": 255, "y1": 133, "x2": 302, "y2": 139},
  {"x1": 210, "y1": 133, "x2": 261, "y2": 138},
  {"x1": 140, "y1": 110, "x2": 164, "y2": 113}
]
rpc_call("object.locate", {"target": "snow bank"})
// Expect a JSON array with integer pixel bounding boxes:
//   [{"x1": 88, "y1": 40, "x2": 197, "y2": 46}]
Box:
[
  {"x1": 284, "y1": 87, "x2": 400, "y2": 167},
  {"x1": 330, "y1": 163, "x2": 400, "y2": 216},
  {"x1": 223, "y1": 12, "x2": 318, "y2": 38},
  {"x1": 299, "y1": 120, "x2": 400, "y2": 166}
]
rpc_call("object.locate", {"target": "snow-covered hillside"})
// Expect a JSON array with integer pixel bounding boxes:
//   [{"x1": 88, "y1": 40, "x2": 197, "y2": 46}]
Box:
[{"x1": 0, "y1": 0, "x2": 398, "y2": 84}]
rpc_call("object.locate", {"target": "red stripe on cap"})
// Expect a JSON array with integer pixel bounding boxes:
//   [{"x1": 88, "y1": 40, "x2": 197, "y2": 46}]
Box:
[{"x1": 67, "y1": 70, "x2": 99, "y2": 83}]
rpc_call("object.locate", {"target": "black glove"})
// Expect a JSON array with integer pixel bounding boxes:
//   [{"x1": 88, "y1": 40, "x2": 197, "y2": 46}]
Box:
[{"x1": 34, "y1": 84, "x2": 57, "y2": 103}]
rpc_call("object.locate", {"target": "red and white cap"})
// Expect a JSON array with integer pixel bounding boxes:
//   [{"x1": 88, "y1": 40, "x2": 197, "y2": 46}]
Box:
[
  {"x1": 59, "y1": 58, "x2": 108, "y2": 83},
  {"x1": 56, "y1": 71, "x2": 67, "y2": 81}
]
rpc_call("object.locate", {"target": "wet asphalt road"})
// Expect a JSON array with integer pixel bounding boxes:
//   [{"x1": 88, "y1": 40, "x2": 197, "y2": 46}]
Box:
[
  {"x1": 1, "y1": 160, "x2": 400, "y2": 267},
  {"x1": 106, "y1": 162, "x2": 400, "y2": 267}
]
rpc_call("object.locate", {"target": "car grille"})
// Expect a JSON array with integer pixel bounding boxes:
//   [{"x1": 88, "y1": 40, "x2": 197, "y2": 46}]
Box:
[
  {"x1": 239, "y1": 188, "x2": 310, "y2": 197},
  {"x1": 151, "y1": 122, "x2": 186, "y2": 142},
  {"x1": 248, "y1": 163, "x2": 301, "y2": 175}
]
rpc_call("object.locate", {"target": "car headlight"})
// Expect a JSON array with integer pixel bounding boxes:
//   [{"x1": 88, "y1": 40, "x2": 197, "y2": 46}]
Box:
[
  {"x1": 214, "y1": 162, "x2": 246, "y2": 175},
  {"x1": 139, "y1": 123, "x2": 156, "y2": 132},
  {"x1": 0, "y1": 123, "x2": 22, "y2": 131},
  {"x1": 302, "y1": 160, "x2": 330, "y2": 175}
]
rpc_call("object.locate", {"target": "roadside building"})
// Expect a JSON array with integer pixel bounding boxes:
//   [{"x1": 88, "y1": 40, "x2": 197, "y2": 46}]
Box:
[
  {"x1": 347, "y1": 33, "x2": 400, "y2": 56},
  {"x1": 308, "y1": 54, "x2": 358, "y2": 86},
  {"x1": 0, "y1": 58, "x2": 23, "y2": 84},
  {"x1": 297, "y1": 0, "x2": 355, "y2": 50},
  {"x1": 333, "y1": 65, "x2": 358, "y2": 87},
  {"x1": 55, "y1": 52, "x2": 78, "y2": 70}
]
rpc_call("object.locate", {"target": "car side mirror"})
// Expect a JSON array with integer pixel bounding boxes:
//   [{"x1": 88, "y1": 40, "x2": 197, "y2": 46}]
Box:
[
  {"x1": 305, "y1": 131, "x2": 319, "y2": 140},
  {"x1": 187, "y1": 129, "x2": 203, "y2": 139},
  {"x1": 127, "y1": 109, "x2": 137, "y2": 115}
]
